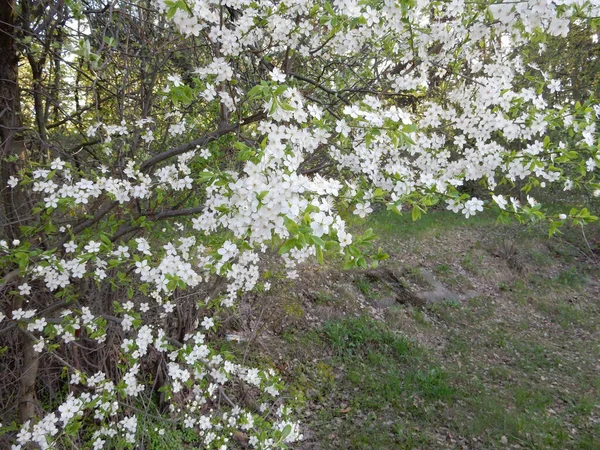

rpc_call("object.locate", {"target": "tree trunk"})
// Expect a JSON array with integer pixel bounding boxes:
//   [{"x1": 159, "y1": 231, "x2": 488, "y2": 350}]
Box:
[
  {"x1": 1, "y1": 0, "x2": 40, "y2": 425},
  {"x1": 18, "y1": 331, "x2": 40, "y2": 424},
  {"x1": 0, "y1": 0, "x2": 24, "y2": 242}
]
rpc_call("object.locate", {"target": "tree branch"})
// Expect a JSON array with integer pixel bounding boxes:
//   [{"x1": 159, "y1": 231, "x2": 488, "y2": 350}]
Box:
[
  {"x1": 139, "y1": 112, "x2": 264, "y2": 172},
  {"x1": 110, "y1": 206, "x2": 205, "y2": 242}
]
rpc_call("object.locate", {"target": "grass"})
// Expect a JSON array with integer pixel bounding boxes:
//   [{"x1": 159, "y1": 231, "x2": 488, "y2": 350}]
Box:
[
  {"x1": 353, "y1": 277, "x2": 376, "y2": 299},
  {"x1": 402, "y1": 266, "x2": 427, "y2": 287},
  {"x1": 311, "y1": 317, "x2": 454, "y2": 448},
  {"x1": 554, "y1": 266, "x2": 588, "y2": 288},
  {"x1": 314, "y1": 290, "x2": 336, "y2": 305},
  {"x1": 252, "y1": 203, "x2": 600, "y2": 449},
  {"x1": 301, "y1": 308, "x2": 600, "y2": 449},
  {"x1": 349, "y1": 207, "x2": 499, "y2": 240}
]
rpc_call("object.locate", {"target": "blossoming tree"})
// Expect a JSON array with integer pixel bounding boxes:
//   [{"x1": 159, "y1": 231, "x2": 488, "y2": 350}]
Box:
[{"x1": 0, "y1": 0, "x2": 599, "y2": 447}]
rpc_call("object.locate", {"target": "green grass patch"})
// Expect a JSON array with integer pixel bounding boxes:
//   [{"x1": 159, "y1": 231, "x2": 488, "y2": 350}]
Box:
[
  {"x1": 554, "y1": 267, "x2": 588, "y2": 289},
  {"x1": 310, "y1": 317, "x2": 456, "y2": 447},
  {"x1": 348, "y1": 208, "x2": 499, "y2": 240}
]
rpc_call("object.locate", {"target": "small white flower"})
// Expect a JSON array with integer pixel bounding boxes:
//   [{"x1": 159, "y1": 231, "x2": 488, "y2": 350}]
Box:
[
  {"x1": 44, "y1": 195, "x2": 58, "y2": 208},
  {"x1": 167, "y1": 75, "x2": 182, "y2": 87},
  {"x1": 50, "y1": 158, "x2": 65, "y2": 170},
  {"x1": 7, "y1": 176, "x2": 18, "y2": 188},
  {"x1": 201, "y1": 317, "x2": 214, "y2": 330},
  {"x1": 559, "y1": 214, "x2": 567, "y2": 220},
  {"x1": 27, "y1": 318, "x2": 45, "y2": 332},
  {"x1": 64, "y1": 241, "x2": 77, "y2": 253},
  {"x1": 463, "y1": 197, "x2": 484, "y2": 218},
  {"x1": 446, "y1": 199, "x2": 463, "y2": 213},
  {"x1": 70, "y1": 371, "x2": 82, "y2": 385},
  {"x1": 492, "y1": 195, "x2": 507, "y2": 210},
  {"x1": 265, "y1": 384, "x2": 279, "y2": 396},
  {"x1": 287, "y1": 270, "x2": 299, "y2": 280},
  {"x1": 33, "y1": 339, "x2": 45, "y2": 353},
  {"x1": 547, "y1": 79, "x2": 561, "y2": 93},
  {"x1": 586, "y1": 158, "x2": 597, "y2": 172},
  {"x1": 354, "y1": 202, "x2": 373, "y2": 218},
  {"x1": 217, "y1": 241, "x2": 238, "y2": 261},
  {"x1": 269, "y1": 67, "x2": 286, "y2": 83},
  {"x1": 135, "y1": 238, "x2": 152, "y2": 255},
  {"x1": 18, "y1": 283, "x2": 32, "y2": 296},
  {"x1": 84, "y1": 241, "x2": 101, "y2": 254}
]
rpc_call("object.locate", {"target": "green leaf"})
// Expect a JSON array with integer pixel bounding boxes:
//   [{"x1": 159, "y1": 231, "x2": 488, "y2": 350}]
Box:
[
  {"x1": 100, "y1": 233, "x2": 112, "y2": 247},
  {"x1": 411, "y1": 205, "x2": 422, "y2": 221},
  {"x1": 234, "y1": 141, "x2": 250, "y2": 152},
  {"x1": 316, "y1": 245, "x2": 324, "y2": 264},
  {"x1": 387, "y1": 203, "x2": 402, "y2": 215},
  {"x1": 375, "y1": 248, "x2": 389, "y2": 260},
  {"x1": 274, "y1": 84, "x2": 288, "y2": 95},
  {"x1": 103, "y1": 36, "x2": 116, "y2": 47},
  {"x1": 284, "y1": 217, "x2": 299, "y2": 235},
  {"x1": 311, "y1": 235, "x2": 325, "y2": 247},
  {"x1": 324, "y1": 2, "x2": 335, "y2": 15},
  {"x1": 279, "y1": 238, "x2": 297, "y2": 255},
  {"x1": 348, "y1": 245, "x2": 360, "y2": 257},
  {"x1": 280, "y1": 424, "x2": 292, "y2": 443},
  {"x1": 548, "y1": 221, "x2": 563, "y2": 237},
  {"x1": 15, "y1": 252, "x2": 29, "y2": 270},
  {"x1": 247, "y1": 84, "x2": 265, "y2": 100},
  {"x1": 280, "y1": 102, "x2": 296, "y2": 111},
  {"x1": 360, "y1": 228, "x2": 374, "y2": 242},
  {"x1": 304, "y1": 204, "x2": 320, "y2": 215},
  {"x1": 402, "y1": 124, "x2": 418, "y2": 133},
  {"x1": 44, "y1": 221, "x2": 57, "y2": 234},
  {"x1": 256, "y1": 190, "x2": 269, "y2": 202},
  {"x1": 198, "y1": 170, "x2": 214, "y2": 182},
  {"x1": 297, "y1": 233, "x2": 308, "y2": 247},
  {"x1": 167, "y1": 279, "x2": 178, "y2": 291}
]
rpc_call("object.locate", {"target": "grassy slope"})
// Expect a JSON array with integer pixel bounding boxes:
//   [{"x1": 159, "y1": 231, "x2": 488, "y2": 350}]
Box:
[{"x1": 248, "y1": 208, "x2": 600, "y2": 449}]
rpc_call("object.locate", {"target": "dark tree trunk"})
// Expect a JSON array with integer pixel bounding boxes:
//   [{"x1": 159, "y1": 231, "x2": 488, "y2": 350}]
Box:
[
  {"x1": 0, "y1": 0, "x2": 24, "y2": 242},
  {"x1": 0, "y1": 0, "x2": 40, "y2": 425}
]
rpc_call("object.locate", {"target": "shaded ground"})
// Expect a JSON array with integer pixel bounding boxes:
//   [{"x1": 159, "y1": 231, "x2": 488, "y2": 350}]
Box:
[{"x1": 226, "y1": 208, "x2": 600, "y2": 449}]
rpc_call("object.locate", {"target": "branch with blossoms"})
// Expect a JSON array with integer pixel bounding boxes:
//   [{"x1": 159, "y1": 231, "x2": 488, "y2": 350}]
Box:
[{"x1": 1, "y1": 0, "x2": 600, "y2": 448}]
